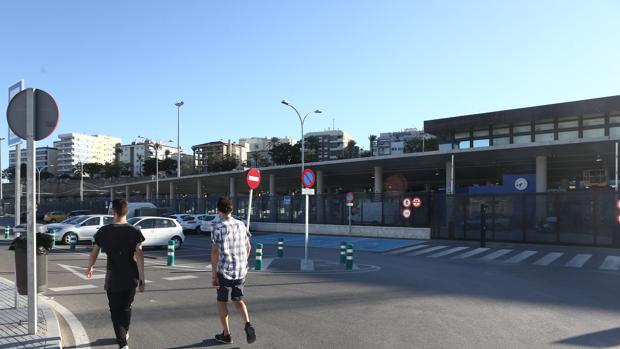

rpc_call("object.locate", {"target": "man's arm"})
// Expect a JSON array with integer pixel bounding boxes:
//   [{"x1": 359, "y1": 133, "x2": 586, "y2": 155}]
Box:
[
  {"x1": 135, "y1": 243, "x2": 145, "y2": 292},
  {"x1": 211, "y1": 244, "x2": 219, "y2": 287},
  {"x1": 86, "y1": 244, "x2": 99, "y2": 278},
  {"x1": 246, "y1": 239, "x2": 251, "y2": 257}
]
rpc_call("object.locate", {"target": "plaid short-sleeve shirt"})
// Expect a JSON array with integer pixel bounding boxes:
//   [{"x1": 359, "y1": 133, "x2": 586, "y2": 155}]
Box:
[{"x1": 211, "y1": 216, "x2": 251, "y2": 280}]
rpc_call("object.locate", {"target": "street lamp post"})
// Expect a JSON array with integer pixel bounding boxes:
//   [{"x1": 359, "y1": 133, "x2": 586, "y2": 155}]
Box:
[
  {"x1": 78, "y1": 161, "x2": 84, "y2": 202},
  {"x1": 281, "y1": 100, "x2": 322, "y2": 266},
  {"x1": 36, "y1": 165, "x2": 52, "y2": 204},
  {"x1": 0, "y1": 137, "x2": 5, "y2": 202},
  {"x1": 175, "y1": 101, "x2": 184, "y2": 178},
  {"x1": 139, "y1": 137, "x2": 173, "y2": 201}
]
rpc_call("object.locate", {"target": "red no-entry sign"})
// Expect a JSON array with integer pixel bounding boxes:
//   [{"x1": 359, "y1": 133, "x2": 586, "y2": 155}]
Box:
[
  {"x1": 246, "y1": 168, "x2": 261, "y2": 189},
  {"x1": 412, "y1": 196, "x2": 423, "y2": 208}
]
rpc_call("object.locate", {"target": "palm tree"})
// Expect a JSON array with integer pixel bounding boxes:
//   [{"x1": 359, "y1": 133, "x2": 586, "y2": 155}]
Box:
[
  {"x1": 368, "y1": 135, "x2": 377, "y2": 155},
  {"x1": 165, "y1": 149, "x2": 171, "y2": 159}
]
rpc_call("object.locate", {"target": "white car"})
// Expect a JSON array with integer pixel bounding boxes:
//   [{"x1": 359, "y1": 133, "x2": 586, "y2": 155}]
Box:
[
  {"x1": 199, "y1": 215, "x2": 246, "y2": 234},
  {"x1": 181, "y1": 214, "x2": 215, "y2": 233},
  {"x1": 48, "y1": 215, "x2": 115, "y2": 244},
  {"x1": 167, "y1": 214, "x2": 191, "y2": 223},
  {"x1": 128, "y1": 216, "x2": 185, "y2": 249}
]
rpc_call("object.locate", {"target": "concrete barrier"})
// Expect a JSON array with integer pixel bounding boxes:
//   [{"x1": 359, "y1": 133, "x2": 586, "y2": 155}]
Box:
[{"x1": 249, "y1": 222, "x2": 430, "y2": 240}]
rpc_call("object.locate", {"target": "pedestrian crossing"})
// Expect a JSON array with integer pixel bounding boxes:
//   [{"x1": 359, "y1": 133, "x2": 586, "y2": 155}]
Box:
[{"x1": 385, "y1": 244, "x2": 620, "y2": 271}]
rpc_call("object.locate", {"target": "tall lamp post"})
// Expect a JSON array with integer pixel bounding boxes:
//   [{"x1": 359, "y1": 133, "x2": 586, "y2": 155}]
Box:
[
  {"x1": 0, "y1": 137, "x2": 5, "y2": 201},
  {"x1": 139, "y1": 137, "x2": 173, "y2": 200},
  {"x1": 280, "y1": 100, "x2": 322, "y2": 176},
  {"x1": 175, "y1": 101, "x2": 184, "y2": 178},
  {"x1": 36, "y1": 165, "x2": 53, "y2": 204}
]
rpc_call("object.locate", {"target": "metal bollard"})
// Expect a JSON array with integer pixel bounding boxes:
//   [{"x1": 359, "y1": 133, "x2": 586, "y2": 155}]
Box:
[
  {"x1": 4, "y1": 226, "x2": 9, "y2": 239},
  {"x1": 277, "y1": 238, "x2": 284, "y2": 258},
  {"x1": 167, "y1": 240, "x2": 175, "y2": 266},
  {"x1": 340, "y1": 241, "x2": 347, "y2": 264},
  {"x1": 51, "y1": 231, "x2": 56, "y2": 249},
  {"x1": 255, "y1": 243, "x2": 263, "y2": 270},
  {"x1": 480, "y1": 204, "x2": 487, "y2": 248},
  {"x1": 345, "y1": 244, "x2": 354, "y2": 270},
  {"x1": 69, "y1": 233, "x2": 77, "y2": 251}
]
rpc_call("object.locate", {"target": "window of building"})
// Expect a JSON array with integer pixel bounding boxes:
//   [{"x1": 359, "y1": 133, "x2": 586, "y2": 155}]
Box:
[
  {"x1": 583, "y1": 117, "x2": 605, "y2": 126},
  {"x1": 454, "y1": 131, "x2": 469, "y2": 139},
  {"x1": 458, "y1": 140, "x2": 470, "y2": 149},
  {"x1": 473, "y1": 129, "x2": 488, "y2": 138},
  {"x1": 535, "y1": 119, "x2": 554, "y2": 131},
  {"x1": 558, "y1": 118, "x2": 578, "y2": 129},
  {"x1": 473, "y1": 139, "x2": 489, "y2": 148},
  {"x1": 583, "y1": 128, "x2": 605, "y2": 138},
  {"x1": 493, "y1": 125, "x2": 509, "y2": 135},
  {"x1": 610, "y1": 112, "x2": 620, "y2": 124},
  {"x1": 513, "y1": 135, "x2": 531, "y2": 144},
  {"x1": 558, "y1": 130, "x2": 579, "y2": 140},
  {"x1": 513, "y1": 123, "x2": 531, "y2": 133},
  {"x1": 610, "y1": 127, "x2": 620, "y2": 138},
  {"x1": 534, "y1": 133, "x2": 554, "y2": 142}
]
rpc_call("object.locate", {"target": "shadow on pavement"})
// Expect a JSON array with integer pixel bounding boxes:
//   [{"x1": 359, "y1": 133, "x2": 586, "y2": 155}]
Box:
[
  {"x1": 554, "y1": 327, "x2": 620, "y2": 348},
  {"x1": 167, "y1": 338, "x2": 238, "y2": 348},
  {"x1": 63, "y1": 337, "x2": 116, "y2": 348}
]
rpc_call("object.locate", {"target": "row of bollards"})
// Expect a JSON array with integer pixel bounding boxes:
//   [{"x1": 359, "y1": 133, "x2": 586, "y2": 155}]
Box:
[{"x1": 253, "y1": 239, "x2": 354, "y2": 271}]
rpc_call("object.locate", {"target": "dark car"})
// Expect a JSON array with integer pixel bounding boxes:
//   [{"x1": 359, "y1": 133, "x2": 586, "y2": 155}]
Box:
[{"x1": 66, "y1": 210, "x2": 92, "y2": 218}]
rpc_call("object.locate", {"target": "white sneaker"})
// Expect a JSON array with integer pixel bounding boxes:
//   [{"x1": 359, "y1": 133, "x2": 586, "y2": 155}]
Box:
[{"x1": 120, "y1": 346, "x2": 129, "y2": 349}]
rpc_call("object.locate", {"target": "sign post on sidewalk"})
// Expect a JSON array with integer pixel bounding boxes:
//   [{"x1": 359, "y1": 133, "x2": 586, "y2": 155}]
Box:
[
  {"x1": 7, "y1": 87, "x2": 59, "y2": 335},
  {"x1": 245, "y1": 168, "x2": 261, "y2": 232},
  {"x1": 301, "y1": 169, "x2": 316, "y2": 268},
  {"x1": 345, "y1": 192, "x2": 354, "y2": 235}
]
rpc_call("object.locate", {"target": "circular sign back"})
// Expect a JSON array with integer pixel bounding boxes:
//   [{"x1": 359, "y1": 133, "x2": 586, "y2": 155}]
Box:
[
  {"x1": 246, "y1": 168, "x2": 261, "y2": 189},
  {"x1": 7, "y1": 88, "x2": 59, "y2": 141}
]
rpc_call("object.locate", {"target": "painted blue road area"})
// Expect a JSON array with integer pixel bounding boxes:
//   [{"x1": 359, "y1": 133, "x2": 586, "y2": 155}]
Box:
[{"x1": 251, "y1": 233, "x2": 425, "y2": 252}]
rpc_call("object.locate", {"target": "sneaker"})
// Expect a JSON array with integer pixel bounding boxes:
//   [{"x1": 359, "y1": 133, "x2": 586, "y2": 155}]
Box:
[
  {"x1": 245, "y1": 322, "x2": 256, "y2": 344},
  {"x1": 215, "y1": 332, "x2": 232, "y2": 344},
  {"x1": 126, "y1": 331, "x2": 129, "y2": 341},
  {"x1": 119, "y1": 346, "x2": 128, "y2": 349}
]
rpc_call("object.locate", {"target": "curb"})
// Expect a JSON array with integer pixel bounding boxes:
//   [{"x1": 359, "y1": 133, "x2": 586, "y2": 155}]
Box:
[{"x1": 0, "y1": 276, "x2": 62, "y2": 349}]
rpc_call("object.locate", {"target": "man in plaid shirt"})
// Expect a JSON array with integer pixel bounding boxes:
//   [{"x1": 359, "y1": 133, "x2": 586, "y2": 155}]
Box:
[{"x1": 211, "y1": 196, "x2": 256, "y2": 344}]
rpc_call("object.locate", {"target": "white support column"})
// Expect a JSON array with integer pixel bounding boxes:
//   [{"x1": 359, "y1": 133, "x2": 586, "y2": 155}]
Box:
[
  {"x1": 374, "y1": 166, "x2": 383, "y2": 194},
  {"x1": 445, "y1": 160, "x2": 454, "y2": 195},
  {"x1": 169, "y1": 182, "x2": 175, "y2": 200},
  {"x1": 316, "y1": 170, "x2": 325, "y2": 223},
  {"x1": 536, "y1": 155, "x2": 548, "y2": 193},
  {"x1": 269, "y1": 174, "x2": 276, "y2": 196},
  {"x1": 229, "y1": 177, "x2": 236, "y2": 198},
  {"x1": 125, "y1": 185, "x2": 130, "y2": 199},
  {"x1": 145, "y1": 183, "x2": 151, "y2": 201},
  {"x1": 110, "y1": 188, "x2": 115, "y2": 202},
  {"x1": 196, "y1": 179, "x2": 202, "y2": 198},
  {"x1": 269, "y1": 174, "x2": 276, "y2": 221}
]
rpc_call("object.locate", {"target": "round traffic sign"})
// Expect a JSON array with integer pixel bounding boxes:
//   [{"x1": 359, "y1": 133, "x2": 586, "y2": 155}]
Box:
[
  {"x1": 412, "y1": 196, "x2": 423, "y2": 208},
  {"x1": 402, "y1": 197, "x2": 411, "y2": 208},
  {"x1": 616, "y1": 199, "x2": 620, "y2": 210},
  {"x1": 246, "y1": 168, "x2": 261, "y2": 189},
  {"x1": 7, "y1": 88, "x2": 59, "y2": 141},
  {"x1": 302, "y1": 169, "x2": 316, "y2": 188},
  {"x1": 402, "y1": 208, "x2": 412, "y2": 219},
  {"x1": 345, "y1": 192, "x2": 354, "y2": 203}
]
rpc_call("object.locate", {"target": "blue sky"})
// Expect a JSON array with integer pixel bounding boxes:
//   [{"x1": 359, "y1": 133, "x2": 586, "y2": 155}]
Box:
[{"x1": 1, "y1": 1, "x2": 619, "y2": 166}]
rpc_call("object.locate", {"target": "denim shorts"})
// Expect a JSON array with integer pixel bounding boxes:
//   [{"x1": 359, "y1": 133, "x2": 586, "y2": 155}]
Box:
[{"x1": 217, "y1": 273, "x2": 245, "y2": 302}]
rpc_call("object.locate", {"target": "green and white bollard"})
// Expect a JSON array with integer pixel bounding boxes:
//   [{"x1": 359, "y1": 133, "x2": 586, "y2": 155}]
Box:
[
  {"x1": 346, "y1": 244, "x2": 354, "y2": 270},
  {"x1": 4, "y1": 226, "x2": 10, "y2": 239},
  {"x1": 50, "y1": 231, "x2": 56, "y2": 249},
  {"x1": 277, "y1": 238, "x2": 284, "y2": 258},
  {"x1": 69, "y1": 233, "x2": 77, "y2": 251},
  {"x1": 167, "y1": 240, "x2": 175, "y2": 266},
  {"x1": 255, "y1": 243, "x2": 263, "y2": 270},
  {"x1": 340, "y1": 241, "x2": 347, "y2": 264}
]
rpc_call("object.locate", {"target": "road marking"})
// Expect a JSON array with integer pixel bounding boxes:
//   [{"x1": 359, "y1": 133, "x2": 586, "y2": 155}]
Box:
[
  {"x1": 599, "y1": 256, "x2": 620, "y2": 271},
  {"x1": 564, "y1": 254, "x2": 592, "y2": 268},
  {"x1": 162, "y1": 275, "x2": 199, "y2": 281},
  {"x1": 428, "y1": 246, "x2": 469, "y2": 258},
  {"x1": 505, "y1": 250, "x2": 538, "y2": 264},
  {"x1": 46, "y1": 298, "x2": 92, "y2": 349},
  {"x1": 480, "y1": 249, "x2": 513, "y2": 261},
  {"x1": 452, "y1": 247, "x2": 490, "y2": 259},
  {"x1": 406, "y1": 246, "x2": 447, "y2": 256},
  {"x1": 262, "y1": 258, "x2": 274, "y2": 270},
  {"x1": 385, "y1": 245, "x2": 428, "y2": 255},
  {"x1": 58, "y1": 264, "x2": 105, "y2": 280},
  {"x1": 533, "y1": 252, "x2": 564, "y2": 266},
  {"x1": 49, "y1": 285, "x2": 97, "y2": 292}
]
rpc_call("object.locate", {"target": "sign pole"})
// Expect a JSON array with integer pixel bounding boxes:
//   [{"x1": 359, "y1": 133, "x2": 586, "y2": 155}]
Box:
[
  {"x1": 615, "y1": 142, "x2": 618, "y2": 193},
  {"x1": 25, "y1": 89, "x2": 37, "y2": 334},
  {"x1": 305, "y1": 193, "x2": 309, "y2": 262},
  {"x1": 247, "y1": 188, "x2": 253, "y2": 230},
  {"x1": 348, "y1": 205, "x2": 352, "y2": 235}
]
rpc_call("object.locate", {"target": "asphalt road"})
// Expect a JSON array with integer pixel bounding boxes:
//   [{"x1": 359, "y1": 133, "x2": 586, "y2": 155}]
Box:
[{"x1": 0, "y1": 233, "x2": 619, "y2": 349}]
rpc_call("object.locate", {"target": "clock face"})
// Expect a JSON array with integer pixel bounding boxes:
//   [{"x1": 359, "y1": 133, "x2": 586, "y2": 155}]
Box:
[{"x1": 515, "y1": 178, "x2": 528, "y2": 191}]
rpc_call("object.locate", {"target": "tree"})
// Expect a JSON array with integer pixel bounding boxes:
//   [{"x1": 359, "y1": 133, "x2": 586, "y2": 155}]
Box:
[
  {"x1": 164, "y1": 149, "x2": 171, "y2": 159},
  {"x1": 249, "y1": 152, "x2": 263, "y2": 167},
  {"x1": 82, "y1": 163, "x2": 104, "y2": 177},
  {"x1": 143, "y1": 158, "x2": 177, "y2": 176},
  {"x1": 404, "y1": 137, "x2": 438, "y2": 153},
  {"x1": 206, "y1": 154, "x2": 239, "y2": 172},
  {"x1": 270, "y1": 143, "x2": 300, "y2": 165},
  {"x1": 303, "y1": 136, "x2": 320, "y2": 162},
  {"x1": 341, "y1": 140, "x2": 360, "y2": 159},
  {"x1": 368, "y1": 134, "x2": 377, "y2": 154}
]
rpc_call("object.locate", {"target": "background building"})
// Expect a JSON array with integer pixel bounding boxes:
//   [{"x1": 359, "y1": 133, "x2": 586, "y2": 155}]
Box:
[
  {"x1": 9, "y1": 146, "x2": 59, "y2": 175},
  {"x1": 192, "y1": 140, "x2": 247, "y2": 172},
  {"x1": 374, "y1": 128, "x2": 435, "y2": 156},
  {"x1": 54, "y1": 133, "x2": 122, "y2": 174},
  {"x1": 239, "y1": 136, "x2": 295, "y2": 167},
  {"x1": 118, "y1": 141, "x2": 180, "y2": 177},
  {"x1": 304, "y1": 129, "x2": 354, "y2": 161}
]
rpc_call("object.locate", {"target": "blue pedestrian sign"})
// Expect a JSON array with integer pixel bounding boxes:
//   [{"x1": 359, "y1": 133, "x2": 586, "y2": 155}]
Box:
[
  {"x1": 7, "y1": 80, "x2": 24, "y2": 147},
  {"x1": 283, "y1": 196, "x2": 291, "y2": 206},
  {"x1": 302, "y1": 169, "x2": 316, "y2": 188}
]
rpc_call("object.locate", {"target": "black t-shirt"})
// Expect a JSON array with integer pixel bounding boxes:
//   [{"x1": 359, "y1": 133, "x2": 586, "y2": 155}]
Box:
[{"x1": 94, "y1": 223, "x2": 145, "y2": 292}]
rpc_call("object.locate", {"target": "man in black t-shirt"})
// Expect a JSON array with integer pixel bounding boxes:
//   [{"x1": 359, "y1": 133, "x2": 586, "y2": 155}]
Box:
[{"x1": 87, "y1": 199, "x2": 145, "y2": 349}]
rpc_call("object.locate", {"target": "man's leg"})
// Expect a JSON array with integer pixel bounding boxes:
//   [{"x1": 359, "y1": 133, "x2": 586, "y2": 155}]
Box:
[
  {"x1": 120, "y1": 288, "x2": 136, "y2": 336},
  {"x1": 233, "y1": 300, "x2": 250, "y2": 323},
  {"x1": 217, "y1": 301, "x2": 230, "y2": 335},
  {"x1": 107, "y1": 291, "x2": 129, "y2": 347}
]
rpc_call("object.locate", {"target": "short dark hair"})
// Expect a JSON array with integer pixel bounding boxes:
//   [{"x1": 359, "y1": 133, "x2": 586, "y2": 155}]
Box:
[
  {"x1": 112, "y1": 199, "x2": 128, "y2": 217},
  {"x1": 217, "y1": 196, "x2": 233, "y2": 215}
]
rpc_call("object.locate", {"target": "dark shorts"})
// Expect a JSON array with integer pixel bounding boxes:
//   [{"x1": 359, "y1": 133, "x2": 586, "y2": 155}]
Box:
[{"x1": 217, "y1": 273, "x2": 245, "y2": 302}]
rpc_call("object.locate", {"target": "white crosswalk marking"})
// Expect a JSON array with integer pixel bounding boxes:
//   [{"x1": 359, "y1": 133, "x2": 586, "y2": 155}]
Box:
[
  {"x1": 599, "y1": 256, "x2": 620, "y2": 271},
  {"x1": 386, "y1": 245, "x2": 428, "y2": 255},
  {"x1": 428, "y1": 246, "x2": 469, "y2": 258},
  {"x1": 505, "y1": 250, "x2": 538, "y2": 264},
  {"x1": 564, "y1": 254, "x2": 592, "y2": 268},
  {"x1": 480, "y1": 249, "x2": 513, "y2": 261},
  {"x1": 162, "y1": 275, "x2": 199, "y2": 281},
  {"x1": 533, "y1": 252, "x2": 564, "y2": 266},
  {"x1": 49, "y1": 285, "x2": 97, "y2": 292},
  {"x1": 406, "y1": 246, "x2": 447, "y2": 257},
  {"x1": 452, "y1": 247, "x2": 490, "y2": 259}
]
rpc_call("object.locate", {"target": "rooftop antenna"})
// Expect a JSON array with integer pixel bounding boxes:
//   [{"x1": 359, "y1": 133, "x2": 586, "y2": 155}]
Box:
[{"x1": 333, "y1": 118, "x2": 335, "y2": 130}]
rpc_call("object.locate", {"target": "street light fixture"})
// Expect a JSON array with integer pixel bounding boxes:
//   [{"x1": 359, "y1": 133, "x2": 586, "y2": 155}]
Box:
[
  {"x1": 36, "y1": 165, "x2": 54, "y2": 204},
  {"x1": 175, "y1": 101, "x2": 184, "y2": 178},
  {"x1": 138, "y1": 136, "x2": 173, "y2": 200}
]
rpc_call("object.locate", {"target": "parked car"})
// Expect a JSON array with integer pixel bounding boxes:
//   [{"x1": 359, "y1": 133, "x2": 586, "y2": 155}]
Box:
[
  {"x1": 48, "y1": 214, "x2": 114, "y2": 244},
  {"x1": 181, "y1": 214, "x2": 216, "y2": 233},
  {"x1": 43, "y1": 211, "x2": 67, "y2": 223},
  {"x1": 12, "y1": 223, "x2": 47, "y2": 236},
  {"x1": 128, "y1": 216, "x2": 184, "y2": 249},
  {"x1": 108, "y1": 202, "x2": 157, "y2": 219},
  {"x1": 199, "y1": 214, "x2": 246, "y2": 234},
  {"x1": 167, "y1": 214, "x2": 191, "y2": 223},
  {"x1": 66, "y1": 210, "x2": 92, "y2": 219}
]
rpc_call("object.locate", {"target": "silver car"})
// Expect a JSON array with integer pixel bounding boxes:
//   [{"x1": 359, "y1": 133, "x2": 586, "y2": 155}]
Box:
[{"x1": 48, "y1": 215, "x2": 114, "y2": 244}]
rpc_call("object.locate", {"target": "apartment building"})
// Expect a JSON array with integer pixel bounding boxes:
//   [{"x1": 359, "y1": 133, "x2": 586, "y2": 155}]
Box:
[
  {"x1": 9, "y1": 146, "x2": 59, "y2": 174},
  {"x1": 374, "y1": 128, "x2": 435, "y2": 156},
  {"x1": 53, "y1": 133, "x2": 122, "y2": 174},
  {"x1": 117, "y1": 141, "x2": 180, "y2": 176},
  {"x1": 238, "y1": 136, "x2": 295, "y2": 167},
  {"x1": 304, "y1": 129, "x2": 354, "y2": 161},
  {"x1": 192, "y1": 140, "x2": 247, "y2": 172}
]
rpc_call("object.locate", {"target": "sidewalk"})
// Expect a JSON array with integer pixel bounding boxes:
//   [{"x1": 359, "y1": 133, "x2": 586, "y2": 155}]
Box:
[{"x1": 0, "y1": 277, "x2": 62, "y2": 349}]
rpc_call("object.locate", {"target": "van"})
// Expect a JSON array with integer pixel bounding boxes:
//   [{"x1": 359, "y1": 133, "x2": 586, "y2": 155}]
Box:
[{"x1": 108, "y1": 202, "x2": 157, "y2": 218}]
